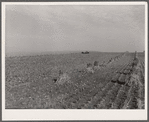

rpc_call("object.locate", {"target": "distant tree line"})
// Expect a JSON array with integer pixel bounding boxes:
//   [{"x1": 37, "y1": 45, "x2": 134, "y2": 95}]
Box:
[{"x1": 82, "y1": 51, "x2": 89, "y2": 54}]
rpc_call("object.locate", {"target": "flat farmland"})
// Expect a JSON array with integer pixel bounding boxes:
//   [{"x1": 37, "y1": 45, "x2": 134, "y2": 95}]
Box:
[{"x1": 5, "y1": 52, "x2": 145, "y2": 109}]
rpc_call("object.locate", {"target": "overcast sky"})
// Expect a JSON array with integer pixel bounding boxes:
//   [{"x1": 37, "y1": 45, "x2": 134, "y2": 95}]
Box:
[{"x1": 5, "y1": 5, "x2": 145, "y2": 54}]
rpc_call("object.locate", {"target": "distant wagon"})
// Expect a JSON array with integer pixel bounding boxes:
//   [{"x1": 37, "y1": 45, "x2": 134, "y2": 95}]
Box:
[{"x1": 82, "y1": 51, "x2": 89, "y2": 54}]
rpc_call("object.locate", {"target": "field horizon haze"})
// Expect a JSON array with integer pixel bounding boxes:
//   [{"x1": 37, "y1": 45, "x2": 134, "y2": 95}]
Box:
[{"x1": 5, "y1": 50, "x2": 144, "y2": 57}]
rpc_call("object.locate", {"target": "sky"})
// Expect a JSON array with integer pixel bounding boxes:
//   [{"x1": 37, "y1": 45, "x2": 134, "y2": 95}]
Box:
[{"x1": 5, "y1": 5, "x2": 145, "y2": 55}]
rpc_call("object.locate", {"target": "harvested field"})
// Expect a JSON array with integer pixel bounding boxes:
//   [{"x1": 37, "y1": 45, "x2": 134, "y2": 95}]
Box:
[{"x1": 5, "y1": 52, "x2": 145, "y2": 109}]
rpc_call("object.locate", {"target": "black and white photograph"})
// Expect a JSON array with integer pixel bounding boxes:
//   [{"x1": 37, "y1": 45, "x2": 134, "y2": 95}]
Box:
[{"x1": 2, "y1": 2, "x2": 148, "y2": 120}]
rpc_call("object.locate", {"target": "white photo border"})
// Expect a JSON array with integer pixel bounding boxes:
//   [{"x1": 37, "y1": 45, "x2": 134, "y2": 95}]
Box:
[{"x1": 2, "y1": 2, "x2": 148, "y2": 120}]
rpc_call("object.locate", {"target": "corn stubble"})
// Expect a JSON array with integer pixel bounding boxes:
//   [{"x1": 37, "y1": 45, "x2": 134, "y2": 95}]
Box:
[{"x1": 5, "y1": 52, "x2": 145, "y2": 109}]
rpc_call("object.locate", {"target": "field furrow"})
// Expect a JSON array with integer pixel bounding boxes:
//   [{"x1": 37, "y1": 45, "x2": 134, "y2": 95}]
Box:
[
  {"x1": 96, "y1": 83, "x2": 121, "y2": 109},
  {"x1": 111, "y1": 84, "x2": 130, "y2": 109},
  {"x1": 82, "y1": 81, "x2": 114, "y2": 109}
]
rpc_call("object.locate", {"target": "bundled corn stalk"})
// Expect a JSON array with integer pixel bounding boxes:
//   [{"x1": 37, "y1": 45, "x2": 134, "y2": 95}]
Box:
[
  {"x1": 118, "y1": 74, "x2": 126, "y2": 84},
  {"x1": 86, "y1": 63, "x2": 94, "y2": 73},
  {"x1": 57, "y1": 73, "x2": 71, "y2": 85},
  {"x1": 53, "y1": 70, "x2": 71, "y2": 85},
  {"x1": 93, "y1": 61, "x2": 100, "y2": 70},
  {"x1": 123, "y1": 69, "x2": 131, "y2": 74},
  {"x1": 111, "y1": 73, "x2": 120, "y2": 83}
]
